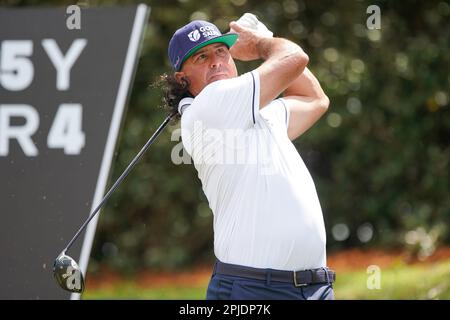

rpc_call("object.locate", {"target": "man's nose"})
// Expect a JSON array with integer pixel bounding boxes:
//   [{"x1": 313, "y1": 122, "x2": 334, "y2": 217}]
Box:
[{"x1": 210, "y1": 55, "x2": 222, "y2": 69}]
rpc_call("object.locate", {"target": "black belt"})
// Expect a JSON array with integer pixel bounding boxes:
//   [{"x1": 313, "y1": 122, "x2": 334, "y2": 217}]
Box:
[{"x1": 215, "y1": 261, "x2": 336, "y2": 287}]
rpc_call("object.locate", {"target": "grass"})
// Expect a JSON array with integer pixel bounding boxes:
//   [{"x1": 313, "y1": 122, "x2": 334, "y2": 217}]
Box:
[
  {"x1": 335, "y1": 260, "x2": 450, "y2": 299},
  {"x1": 83, "y1": 282, "x2": 209, "y2": 300},
  {"x1": 82, "y1": 259, "x2": 450, "y2": 300}
]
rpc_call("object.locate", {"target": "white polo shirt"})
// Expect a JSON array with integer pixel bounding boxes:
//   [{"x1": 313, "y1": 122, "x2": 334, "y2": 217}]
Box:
[{"x1": 180, "y1": 71, "x2": 327, "y2": 271}]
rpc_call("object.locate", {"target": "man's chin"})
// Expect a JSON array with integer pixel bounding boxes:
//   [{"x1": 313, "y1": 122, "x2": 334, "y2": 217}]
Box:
[{"x1": 208, "y1": 74, "x2": 230, "y2": 84}]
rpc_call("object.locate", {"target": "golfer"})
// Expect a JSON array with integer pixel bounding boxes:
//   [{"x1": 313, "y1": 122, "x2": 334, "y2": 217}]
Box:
[{"x1": 162, "y1": 18, "x2": 335, "y2": 300}]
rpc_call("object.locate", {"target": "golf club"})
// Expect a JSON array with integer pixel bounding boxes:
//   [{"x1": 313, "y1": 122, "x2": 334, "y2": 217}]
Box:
[{"x1": 53, "y1": 113, "x2": 176, "y2": 293}]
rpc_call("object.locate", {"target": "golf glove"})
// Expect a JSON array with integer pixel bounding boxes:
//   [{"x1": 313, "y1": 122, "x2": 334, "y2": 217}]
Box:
[{"x1": 235, "y1": 13, "x2": 273, "y2": 38}]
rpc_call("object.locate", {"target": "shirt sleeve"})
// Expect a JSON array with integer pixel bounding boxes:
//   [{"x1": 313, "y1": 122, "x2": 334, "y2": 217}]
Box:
[
  {"x1": 259, "y1": 97, "x2": 290, "y2": 132},
  {"x1": 189, "y1": 71, "x2": 260, "y2": 130}
]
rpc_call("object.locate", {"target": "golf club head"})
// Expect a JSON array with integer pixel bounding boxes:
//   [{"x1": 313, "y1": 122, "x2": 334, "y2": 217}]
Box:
[{"x1": 53, "y1": 253, "x2": 85, "y2": 293}]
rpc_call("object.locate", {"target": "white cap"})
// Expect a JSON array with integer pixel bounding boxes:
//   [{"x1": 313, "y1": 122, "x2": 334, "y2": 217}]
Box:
[{"x1": 178, "y1": 97, "x2": 194, "y2": 116}]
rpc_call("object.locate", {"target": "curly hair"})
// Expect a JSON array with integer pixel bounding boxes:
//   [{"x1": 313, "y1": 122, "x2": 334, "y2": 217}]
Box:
[{"x1": 153, "y1": 73, "x2": 193, "y2": 122}]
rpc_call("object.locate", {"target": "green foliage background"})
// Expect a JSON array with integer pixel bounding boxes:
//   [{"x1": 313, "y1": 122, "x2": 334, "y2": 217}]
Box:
[{"x1": 5, "y1": 0, "x2": 448, "y2": 273}]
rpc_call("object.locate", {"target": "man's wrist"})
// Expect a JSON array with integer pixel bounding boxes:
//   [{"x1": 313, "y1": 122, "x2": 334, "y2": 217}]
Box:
[{"x1": 256, "y1": 37, "x2": 275, "y2": 60}]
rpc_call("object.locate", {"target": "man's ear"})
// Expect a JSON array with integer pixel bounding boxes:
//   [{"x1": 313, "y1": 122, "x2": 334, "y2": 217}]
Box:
[{"x1": 174, "y1": 71, "x2": 186, "y2": 84}]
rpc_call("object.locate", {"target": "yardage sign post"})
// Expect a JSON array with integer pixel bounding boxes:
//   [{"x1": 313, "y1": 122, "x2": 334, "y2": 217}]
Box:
[{"x1": 0, "y1": 5, "x2": 149, "y2": 299}]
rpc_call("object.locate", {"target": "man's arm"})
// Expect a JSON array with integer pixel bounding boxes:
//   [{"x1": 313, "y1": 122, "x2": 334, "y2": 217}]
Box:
[
  {"x1": 283, "y1": 67, "x2": 329, "y2": 141},
  {"x1": 229, "y1": 22, "x2": 309, "y2": 108}
]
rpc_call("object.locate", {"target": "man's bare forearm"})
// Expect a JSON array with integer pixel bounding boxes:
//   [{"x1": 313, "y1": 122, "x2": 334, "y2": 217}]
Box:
[
  {"x1": 256, "y1": 37, "x2": 307, "y2": 64},
  {"x1": 283, "y1": 67, "x2": 328, "y2": 101}
]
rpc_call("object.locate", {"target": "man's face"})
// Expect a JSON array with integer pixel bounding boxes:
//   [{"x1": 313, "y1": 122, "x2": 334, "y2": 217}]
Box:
[{"x1": 175, "y1": 43, "x2": 238, "y2": 96}]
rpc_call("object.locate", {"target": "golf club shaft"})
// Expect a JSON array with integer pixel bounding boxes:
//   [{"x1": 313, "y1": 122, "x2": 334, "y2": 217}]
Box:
[{"x1": 62, "y1": 113, "x2": 175, "y2": 254}]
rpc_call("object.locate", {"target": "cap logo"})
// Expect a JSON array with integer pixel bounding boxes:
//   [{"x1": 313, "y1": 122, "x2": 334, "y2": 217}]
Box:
[
  {"x1": 199, "y1": 25, "x2": 220, "y2": 38},
  {"x1": 188, "y1": 29, "x2": 201, "y2": 42}
]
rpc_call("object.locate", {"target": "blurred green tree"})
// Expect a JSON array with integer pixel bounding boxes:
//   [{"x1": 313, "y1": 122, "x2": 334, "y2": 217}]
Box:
[{"x1": 5, "y1": 0, "x2": 448, "y2": 272}]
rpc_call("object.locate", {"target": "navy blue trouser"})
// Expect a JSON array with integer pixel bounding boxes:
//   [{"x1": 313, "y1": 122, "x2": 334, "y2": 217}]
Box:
[{"x1": 206, "y1": 268, "x2": 335, "y2": 300}]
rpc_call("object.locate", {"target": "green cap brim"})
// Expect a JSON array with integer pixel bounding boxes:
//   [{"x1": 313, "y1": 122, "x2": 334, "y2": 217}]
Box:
[{"x1": 180, "y1": 33, "x2": 238, "y2": 70}]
